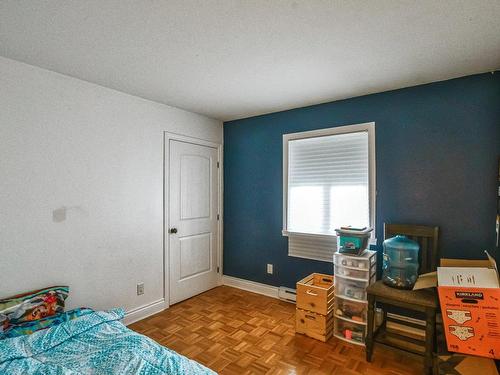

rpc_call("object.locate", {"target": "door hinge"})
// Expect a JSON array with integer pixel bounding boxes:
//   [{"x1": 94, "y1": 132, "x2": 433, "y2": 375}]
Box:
[
  {"x1": 217, "y1": 214, "x2": 220, "y2": 220},
  {"x1": 217, "y1": 161, "x2": 220, "y2": 168},
  {"x1": 217, "y1": 266, "x2": 220, "y2": 273}
]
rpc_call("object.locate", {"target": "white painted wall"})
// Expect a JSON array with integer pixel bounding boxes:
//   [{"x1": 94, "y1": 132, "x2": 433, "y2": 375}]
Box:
[{"x1": 0, "y1": 56, "x2": 222, "y2": 317}]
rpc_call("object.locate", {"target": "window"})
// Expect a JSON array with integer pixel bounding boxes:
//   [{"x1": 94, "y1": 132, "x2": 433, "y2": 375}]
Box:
[{"x1": 283, "y1": 122, "x2": 375, "y2": 262}]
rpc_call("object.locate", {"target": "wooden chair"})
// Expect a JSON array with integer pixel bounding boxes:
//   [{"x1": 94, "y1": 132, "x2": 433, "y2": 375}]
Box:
[{"x1": 365, "y1": 223, "x2": 439, "y2": 375}]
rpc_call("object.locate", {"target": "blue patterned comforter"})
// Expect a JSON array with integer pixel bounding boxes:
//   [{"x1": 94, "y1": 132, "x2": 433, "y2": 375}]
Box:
[{"x1": 0, "y1": 309, "x2": 215, "y2": 374}]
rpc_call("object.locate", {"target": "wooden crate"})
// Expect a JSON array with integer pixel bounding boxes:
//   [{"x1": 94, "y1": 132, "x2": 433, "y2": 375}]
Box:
[
  {"x1": 296, "y1": 308, "x2": 334, "y2": 342},
  {"x1": 296, "y1": 273, "x2": 334, "y2": 315}
]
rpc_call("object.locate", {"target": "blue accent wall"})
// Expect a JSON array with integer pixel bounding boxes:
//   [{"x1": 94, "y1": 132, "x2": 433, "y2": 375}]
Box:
[{"x1": 223, "y1": 73, "x2": 500, "y2": 289}]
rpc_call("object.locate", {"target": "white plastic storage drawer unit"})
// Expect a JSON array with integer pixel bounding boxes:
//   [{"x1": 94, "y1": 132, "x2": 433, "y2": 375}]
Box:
[
  {"x1": 334, "y1": 251, "x2": 376, "y2": 274},
  {"x1": 334, "y1": 318, "x2": 366, "y2": 345},
  {"x1": 334, "y1": 276, "x2": 372, "y2": 301},
  {"x1": 333, "y1": 250, "x2": 376, "y2": 346},
  {"x1": 335, "y1": 295, "x2": 367, "y2": 324}
]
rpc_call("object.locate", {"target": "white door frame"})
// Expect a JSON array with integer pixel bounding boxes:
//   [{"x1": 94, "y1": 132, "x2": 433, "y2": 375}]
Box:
[{"x1": 163, "y1": 131, "x2": 223, "y2": 308}]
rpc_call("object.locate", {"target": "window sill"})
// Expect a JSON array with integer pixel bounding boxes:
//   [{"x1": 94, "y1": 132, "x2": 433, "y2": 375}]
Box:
[
  {"x1": 283, "y1": 229, "x2": 376, "y2": 244},
  {"x1": 282, "y1": 230, "x2": 336, "y2": 240}
]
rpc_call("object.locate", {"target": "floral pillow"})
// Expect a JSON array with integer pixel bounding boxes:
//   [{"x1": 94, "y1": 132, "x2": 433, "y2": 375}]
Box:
[
  {"x1": 0, "y1": 307, "x2": 93, "y2": 339},
  {"x1": 0, "y1": 286, "x2": 69, "y2": 334}
]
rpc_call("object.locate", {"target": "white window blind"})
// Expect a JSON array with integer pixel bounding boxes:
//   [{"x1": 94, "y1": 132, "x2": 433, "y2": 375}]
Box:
[
  {"x1": 287, "y1": 233, "x2": 338, "y2": 262},
  {"x1": 283, "y1": 123, "x2": 375, "y2": 262}
]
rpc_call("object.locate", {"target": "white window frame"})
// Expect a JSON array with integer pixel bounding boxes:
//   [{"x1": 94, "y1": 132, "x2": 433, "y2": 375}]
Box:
[{"x1": 282, "y1": 122, "x2": 376, "y2": 260}]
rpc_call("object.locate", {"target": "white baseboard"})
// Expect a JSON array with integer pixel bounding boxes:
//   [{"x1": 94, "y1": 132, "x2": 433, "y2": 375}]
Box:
[
  {"x1": 222, "y1": 275, "x2": 280, "y2": 299},
  {"x1": 123, "y1": 298, "x2": 167, "y2": 326}
]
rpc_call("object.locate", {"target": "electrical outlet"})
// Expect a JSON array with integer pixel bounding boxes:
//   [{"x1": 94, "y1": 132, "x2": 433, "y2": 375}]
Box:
[
  {"x1": 137, "y1": 282, "x2": 144, "y2": 296},
  {"x1": 267, "y1": 264, "x2": 273, "y2": 274}
]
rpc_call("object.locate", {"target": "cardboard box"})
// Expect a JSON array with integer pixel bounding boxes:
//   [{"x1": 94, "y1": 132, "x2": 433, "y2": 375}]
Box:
[{"x1": 414, "y1": 252, "x2": 500, "y2": 359}]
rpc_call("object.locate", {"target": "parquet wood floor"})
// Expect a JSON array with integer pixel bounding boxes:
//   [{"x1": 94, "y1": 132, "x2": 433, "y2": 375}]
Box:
[{"x1": 129, "y1": 286, "x2": 424, "y2": 375}]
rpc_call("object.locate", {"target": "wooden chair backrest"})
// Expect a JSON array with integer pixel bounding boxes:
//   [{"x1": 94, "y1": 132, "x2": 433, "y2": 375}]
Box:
[{"x1": 384, "y1": 223, "x2": 440, "y2": 274}]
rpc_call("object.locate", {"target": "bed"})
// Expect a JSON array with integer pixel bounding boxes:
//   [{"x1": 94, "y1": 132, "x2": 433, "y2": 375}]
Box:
[{"x1": 0, "y1": 301, "x2": 214, "y2": 374}]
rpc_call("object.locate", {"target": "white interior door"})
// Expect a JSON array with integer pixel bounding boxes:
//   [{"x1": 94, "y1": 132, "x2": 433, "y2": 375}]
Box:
[{"x1": 169, "y1": 139, "x2": 219, "y2": 305}]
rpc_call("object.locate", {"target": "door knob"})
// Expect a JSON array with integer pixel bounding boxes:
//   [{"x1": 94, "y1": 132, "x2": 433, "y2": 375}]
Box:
[{"x1": 169, "y1": 228, "x2": 178, "y2": 234}]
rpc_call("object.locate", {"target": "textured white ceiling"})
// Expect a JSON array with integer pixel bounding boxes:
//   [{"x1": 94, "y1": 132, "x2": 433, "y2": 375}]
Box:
[{"x1": 1, "y1": 1, "x2": 499, "y2": 121}]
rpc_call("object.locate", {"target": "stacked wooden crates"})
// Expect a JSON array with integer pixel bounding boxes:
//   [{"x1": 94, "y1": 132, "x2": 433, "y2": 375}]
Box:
[{"x1": 295, "y1": 273, "x2": 335, "y2": 342}]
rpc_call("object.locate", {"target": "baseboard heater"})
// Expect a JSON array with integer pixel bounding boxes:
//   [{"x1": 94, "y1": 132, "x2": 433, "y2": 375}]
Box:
[{"x1": 278, "y1": 287, "x2": 296, "y2": 303}]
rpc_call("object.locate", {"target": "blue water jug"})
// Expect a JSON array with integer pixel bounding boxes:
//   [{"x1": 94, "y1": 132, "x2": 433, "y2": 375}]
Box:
[{"x1": 382, "y1": 235, "x2": 420, "y2": 289}]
